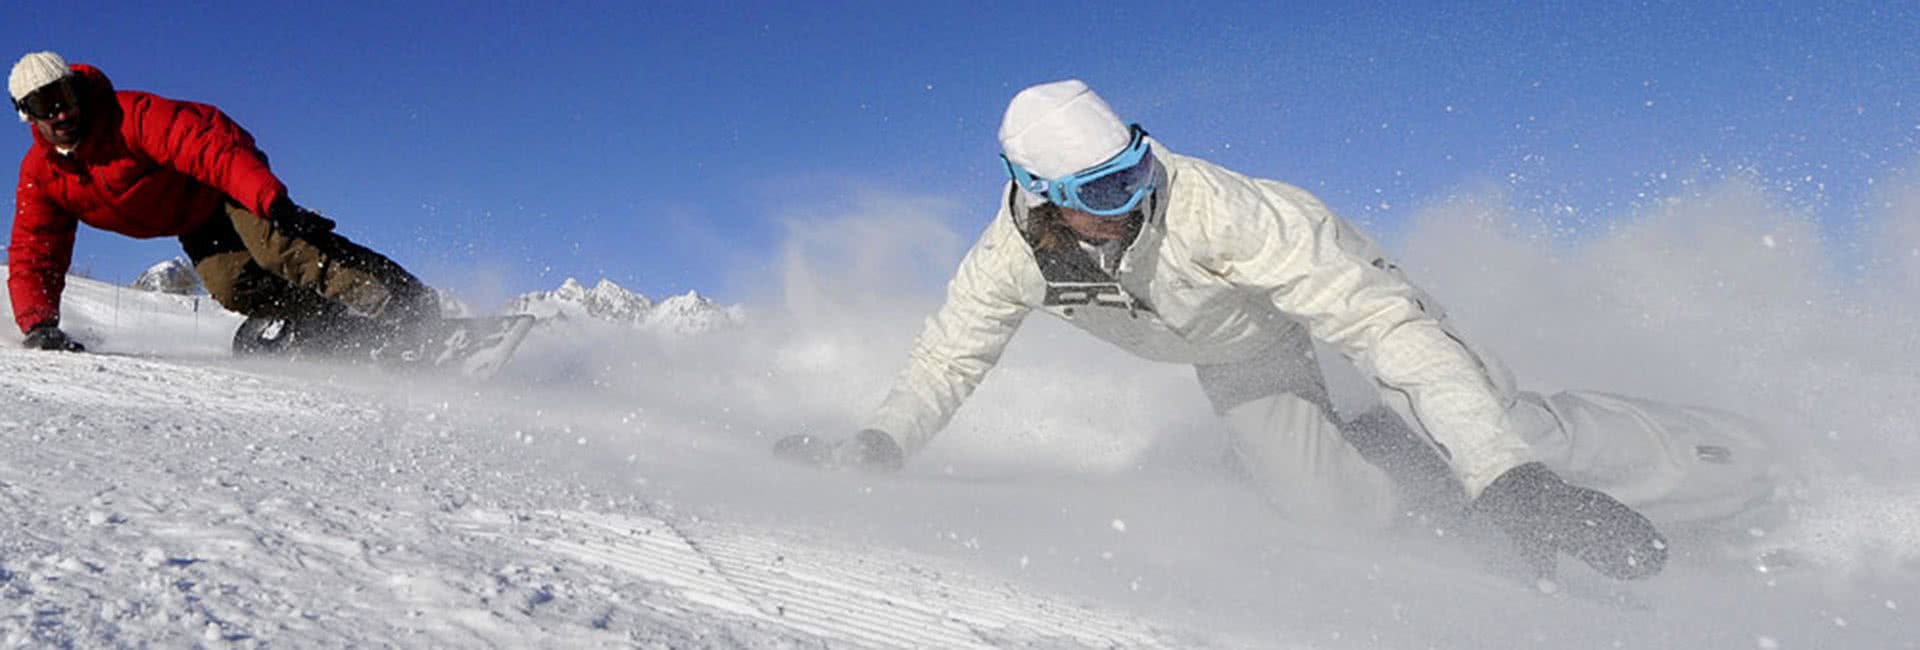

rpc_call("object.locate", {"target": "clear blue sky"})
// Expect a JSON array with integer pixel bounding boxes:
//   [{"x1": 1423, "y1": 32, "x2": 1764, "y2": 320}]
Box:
[{"x1": 5, "y1": 1, "x2": 1916, "y2": 303}]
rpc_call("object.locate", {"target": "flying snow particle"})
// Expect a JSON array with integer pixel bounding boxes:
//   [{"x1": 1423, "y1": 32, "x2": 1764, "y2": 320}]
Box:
[
  {"x1": 1761, "y1": 235, "x2": 1777, "y2": 249},
  {"x1": 1110, "y1": 519, "x2": 1127, "y2": 533}
]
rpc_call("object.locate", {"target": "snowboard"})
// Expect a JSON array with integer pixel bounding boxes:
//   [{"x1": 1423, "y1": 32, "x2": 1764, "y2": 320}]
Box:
[{"x1": 233, "y1": 314, "x2": 536, "y2": 379}]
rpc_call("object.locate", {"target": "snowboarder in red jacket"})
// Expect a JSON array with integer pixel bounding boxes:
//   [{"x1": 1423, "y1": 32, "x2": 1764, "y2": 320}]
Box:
[{"x1": 8, "y1": 51, "x2": 434, "y2": 354}]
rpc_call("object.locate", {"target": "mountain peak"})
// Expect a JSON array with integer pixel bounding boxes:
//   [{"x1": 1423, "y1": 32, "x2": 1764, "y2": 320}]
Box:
[
  {"x1": 508, "y1": 279, "x2": 740, "y2": 334},
  {"x1": 132, "y1": 257, "x2": 201, "y2": 294}
]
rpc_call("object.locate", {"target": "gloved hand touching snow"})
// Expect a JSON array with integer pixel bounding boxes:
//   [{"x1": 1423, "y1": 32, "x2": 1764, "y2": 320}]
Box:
[
  {"x1": 22, "y1": 321, "x2": 85, "y2": 352},
  {"x1": 1471, "y1": 462, "x2": 1668, "y2": 580},
  {"x1": 773, "y1": 429, "x2": 905, "y2": 472}
]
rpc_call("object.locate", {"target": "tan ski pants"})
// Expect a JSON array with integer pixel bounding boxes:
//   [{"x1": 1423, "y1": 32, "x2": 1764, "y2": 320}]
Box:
[{"x1": 178, "y1": 202, "x2": 428, "y2": 322}]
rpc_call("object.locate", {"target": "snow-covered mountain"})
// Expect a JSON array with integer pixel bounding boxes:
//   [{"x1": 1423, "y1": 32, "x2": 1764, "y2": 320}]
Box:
[
  {"x1": 130, "y1": 257, "x2": 201, "y2": 295},
  {"x1": 506, "y1": 277, "x2": 745, "y2": 335},
  {"x1": 119, "y1": 260, "x2": 743, "y2": 337}
]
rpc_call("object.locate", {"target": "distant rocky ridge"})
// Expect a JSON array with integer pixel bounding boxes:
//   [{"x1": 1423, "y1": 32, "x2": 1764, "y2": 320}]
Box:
[
  {"x1": 506, "y1": 278, "x2": 745, "y2": 335},
  {"x1": 131, "y1": 258, "x2": 201, "y2": 295},
  {"x1": 129, "y1": 259, "x2": 739, "y2": 335}
]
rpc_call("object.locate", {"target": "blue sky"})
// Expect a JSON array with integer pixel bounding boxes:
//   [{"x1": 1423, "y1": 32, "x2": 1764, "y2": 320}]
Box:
[{"x1": 5, "y1": 1, "x2": 1916, "y2": 304}]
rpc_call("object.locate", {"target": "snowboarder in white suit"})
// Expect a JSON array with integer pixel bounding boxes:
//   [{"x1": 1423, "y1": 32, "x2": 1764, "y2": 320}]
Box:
[{"x1": 778, "y1": 80, "x2": 1777, "y2": 581}]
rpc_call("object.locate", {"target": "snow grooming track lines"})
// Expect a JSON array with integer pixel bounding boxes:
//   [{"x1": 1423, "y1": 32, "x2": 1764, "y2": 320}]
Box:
[
  {"x1": 522, "y1": 512, "x2": 768, "y2": 621},
  {"x1": 532, "y1": 510, "x2": 1194, "y2": 649}
]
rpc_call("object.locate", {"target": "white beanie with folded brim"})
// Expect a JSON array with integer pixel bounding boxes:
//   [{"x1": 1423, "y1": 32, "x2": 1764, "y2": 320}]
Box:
[
  {"x1": 998, "y1": 79, "x2": 1131, "y2": 208},
  {"x1": 10, "y1": 51, "x2": 72, "y2": 123}
]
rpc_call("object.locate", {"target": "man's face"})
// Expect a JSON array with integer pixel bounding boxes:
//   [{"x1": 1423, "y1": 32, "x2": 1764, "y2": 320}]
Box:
[{"x1": 19, "y1": 79, "x2": 85, "y2": 148}]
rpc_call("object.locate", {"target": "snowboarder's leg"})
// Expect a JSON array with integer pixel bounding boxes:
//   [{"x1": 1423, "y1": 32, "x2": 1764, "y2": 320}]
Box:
[
  {"x1": 180, "y1": 205, "x2": 390, "y2": 355},
  {"x1": 188, "y1": 249, "x2": 360, "y2": 354},
  {"x1": 1514, "y1": 390, "x2": 1782, "y2": 525},
  {"x1": 188, "y1": 250, "x2": 340, "y2": 320},
  {"x1": 216, "y1": 201, "x2": 435, "y2": 326},
  {"x1": 1197, "y1": 322, "x2": 1401, "y2": 531},
  {"x1": 180, "y1": 211, "x2": 347, "y2": 321}
]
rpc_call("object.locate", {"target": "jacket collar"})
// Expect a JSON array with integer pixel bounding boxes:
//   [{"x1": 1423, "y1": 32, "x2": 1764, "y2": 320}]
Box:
[{"x1": 1007, "y1": 138, "x2": 1174, "y2": 277}]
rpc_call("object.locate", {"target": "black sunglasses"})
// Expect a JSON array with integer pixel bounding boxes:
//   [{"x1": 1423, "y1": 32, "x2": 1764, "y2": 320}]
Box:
[{"x1": 14, "y1": 78, "x2": 80, "y2": 121}]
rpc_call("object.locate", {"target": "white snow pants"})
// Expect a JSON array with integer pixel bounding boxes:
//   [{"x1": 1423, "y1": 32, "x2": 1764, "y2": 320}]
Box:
[{"x1": 1195, "y1": 321, "x2": 1780, "y2": 530}]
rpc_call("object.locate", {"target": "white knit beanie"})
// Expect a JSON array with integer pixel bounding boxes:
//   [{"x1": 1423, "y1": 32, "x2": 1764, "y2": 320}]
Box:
[
  {"x1": 998, "y1": 80, "x2": 1131, "y2": 206},
  {"x1": 11, "y1": 51, "x2": 72, "y2": 122}
]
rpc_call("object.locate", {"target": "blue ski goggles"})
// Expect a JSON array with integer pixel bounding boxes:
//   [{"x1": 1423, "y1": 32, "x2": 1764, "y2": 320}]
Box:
[{"x1": 1002, "y1": 124, "x2": 1156, "y2": 217}]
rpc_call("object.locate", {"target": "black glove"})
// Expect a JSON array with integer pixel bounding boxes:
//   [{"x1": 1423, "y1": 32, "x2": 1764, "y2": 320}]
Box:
[
  {"x1": 773, "y1": 429, "x2": 905, "y2": 472},
  {"x1": 22, "y1": 321, "x2": 85, "y2": 352},
  {"x1": 267, "y1": 196, "x2": 337, "y2": 238},
  {"x1": 1471, "y1": 462, "x2": 1667, "y2": 580}
]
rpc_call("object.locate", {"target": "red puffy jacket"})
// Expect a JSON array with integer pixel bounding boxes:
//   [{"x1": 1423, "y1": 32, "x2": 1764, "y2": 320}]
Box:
[{"x1": 9, "y1": 64, "x2": 286, "y2": 333}]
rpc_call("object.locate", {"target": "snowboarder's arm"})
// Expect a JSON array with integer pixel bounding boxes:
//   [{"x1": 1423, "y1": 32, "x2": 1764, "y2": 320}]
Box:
[
  {"x1": 1205, "y1": 177, "x2": 1526, "y2": 496},
  {"x1": 863, "y1": 219, "x2": 1035, "y2": 458},
  {"x1": 8, "y1": 170, "x2": 78, "y2": 334},
  {"x1": 121, "y1": 92, "x2": 286, "y2": 219}
]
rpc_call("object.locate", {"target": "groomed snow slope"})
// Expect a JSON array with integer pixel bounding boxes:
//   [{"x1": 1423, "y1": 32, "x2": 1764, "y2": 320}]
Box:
[{"x1": 3, "y1": 214, "x2": 1919, "y2": 650}]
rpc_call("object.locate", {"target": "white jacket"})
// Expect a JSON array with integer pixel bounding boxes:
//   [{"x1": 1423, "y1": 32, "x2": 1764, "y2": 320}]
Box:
[{"x1": 864, "y1": 148, "x2": 1530, "y2": 495}]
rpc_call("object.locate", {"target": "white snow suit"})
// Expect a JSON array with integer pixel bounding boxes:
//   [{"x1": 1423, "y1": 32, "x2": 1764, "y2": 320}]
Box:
[{"x1": 865, "y1": 146, "x2": 1776, "y2": 529}]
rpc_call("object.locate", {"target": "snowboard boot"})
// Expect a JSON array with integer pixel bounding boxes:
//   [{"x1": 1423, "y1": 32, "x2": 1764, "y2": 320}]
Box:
[
  {"x1": 232, "y1": 315, "x2": 296, "y2": 356},
  {"x1": 361, "y1": 287, "x2": 448, "y2": 365},
  {"x1": 231, "y1": 313, "x2": 363, "y2": 357},
  {"x1": 231, "y1": 299, "x2": 371, "y2": 359}
]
